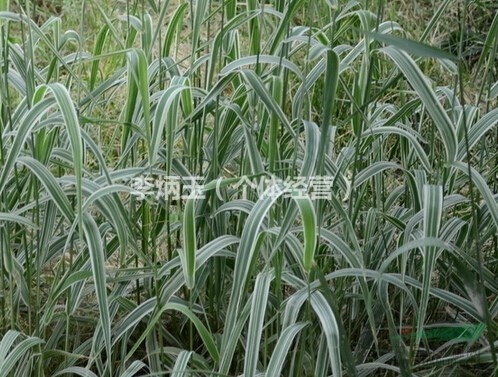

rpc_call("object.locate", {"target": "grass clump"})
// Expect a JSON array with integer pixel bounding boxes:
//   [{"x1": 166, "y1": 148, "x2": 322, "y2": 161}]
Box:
[{"x1": 0, "y1": 0, "x2": 497, "y2": 376}]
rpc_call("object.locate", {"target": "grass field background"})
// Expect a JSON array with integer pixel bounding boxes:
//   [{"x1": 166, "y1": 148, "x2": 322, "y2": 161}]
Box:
[{"x1": 0, "y1": 0, "x2": 497, "y2": 375}]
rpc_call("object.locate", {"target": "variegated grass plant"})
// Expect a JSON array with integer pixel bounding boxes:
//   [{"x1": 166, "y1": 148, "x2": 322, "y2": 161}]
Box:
[{"x1": 0, "y1": 0, "x2": 497, "y2": 376}]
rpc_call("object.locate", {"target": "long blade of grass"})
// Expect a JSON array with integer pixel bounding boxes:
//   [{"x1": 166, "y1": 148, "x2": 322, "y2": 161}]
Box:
[
  {"x1": 82, "y1": 213, "x2": 111, "y2": 369},
  {"x1": 244, "y1": 272, "x2": 273, "y2": 377},
  {"x1": 311, "y1": 291, "x2": 342, "y2": 377},
  {"x1": 380, "y1": 46, "x2": 457, "y2": 162},
  {"x1": 416, "y1": 185, "x2": 443, "y2": 350},
  {"x1": 265, "y1": 323, "x2": 308, "y2": 377},
  {"x1": 182, "y1": 193, "x2": 197, "y2": 290}
]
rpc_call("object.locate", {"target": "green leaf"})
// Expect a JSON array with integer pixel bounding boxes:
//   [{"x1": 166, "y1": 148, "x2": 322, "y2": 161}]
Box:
[
  {"x1": 244, "y1": 272, "x2": 273, "y2": 377},
  {"x1": 380, "y1": 46, "x2": 457, "y2": 162},
  {"x1": 311, "y1": 291, "x2": 342, "y2": 377},
  {"x1": 363, "y1": 29, "x2": 457, "y2": 61},
  {"x1": 181, "y1": 194, "x2": 197, "y2": 290},
  {"x1": 82, "y1": 213, "x2": 112, "y2": 367}
]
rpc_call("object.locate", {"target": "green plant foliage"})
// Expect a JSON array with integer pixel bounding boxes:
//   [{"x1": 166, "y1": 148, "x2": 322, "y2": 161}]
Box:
[{"x1": 0, "y1": 0, "x2": 497, "y2": 376}]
